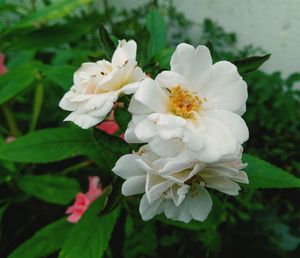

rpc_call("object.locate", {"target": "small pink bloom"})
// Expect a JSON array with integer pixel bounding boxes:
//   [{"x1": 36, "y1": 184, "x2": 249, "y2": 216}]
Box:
[
  {"x1": 0, "y1": 53, "x2": 7, "y2": 76},
  {"x1": 66, "y1": 176, "x2": 104, "y2": 223},
  {"x1": 97, "y1": 120, "x2": 124, "y2": 140},
  {"x1": 66, "y1": 193, "x2": 90, "y2": 223},
  {"x1": 96, "y1": 107, "x2": 125, "y2": 140},
  {"x1": 5, "y1": 136, "x2": 16, "y2": 143},
  {"x1": 97, "y1": 120, "x2": 120, "y2": 135},
  {"x1": 86, "y1": 176, "x2": 104, "y2": 202}
]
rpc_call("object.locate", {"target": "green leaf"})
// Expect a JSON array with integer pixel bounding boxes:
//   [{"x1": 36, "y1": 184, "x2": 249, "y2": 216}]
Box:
[
  {"x1": 146, "y1": 9, "x2": 167, "y2": 59},
  {"x1": 16, "y1": 175, "x2": 80, "y2": 205},
  {"x1": 0, "y1": 63, "x2": 38, "y2": 104},
  {"x1": 7, "y1": 51, "x2": 35, "y2": 69},
  {"x1": 197, "y1": 229, "x2": 221, "y2": 253},
  {"x1": 98, "y1": 25, "x2": 116, "y2": 60},
  {"x1": 0, "y1": 3, "x2": 23, "y2": 15},
  {"x1": 41, "y1": 64, "x2": 76, "y2": 90},
  {"x1": 124, "y1": 217, "x2": 157, "y2": 258},
  {"x1": 93, "y1": 129, "x2": 131, "y2": 170},
  {"x1": 0, "y1": 128, "x2": 97, "y2": 163},
  {"x1": 59, "y1": 191, "x2": 120, "y2": 258},
  {"x1": 11, "y1": 0, "x2": 93, "y2": 30},
  {"x1": 8, "y1": 218, "x2": 73, "y2": 258},
  {"x1": 233, "y1": 54, "x2": 271, "y2": 75},
  {"x1": 156, "y1": 195, "x2": 225, "y2": 231},
  {"x1": 155, "y1": 47, "x2": 175, "y2": 69},
  {"x1": 286, "y1": 73, "x2": 300, "y2": 88},
  {"x1": 4, "y1": 17, "x2": 101, "y2": 51},
  {"x1": 114, "y1": 108, "x2": 131, "y2": 132},
  {"x1": 136, "y1": 27, "x2": 151, "y2": 67},
  {"x1": 244, "y1": 154, "x2": 300, "y2": 189}
]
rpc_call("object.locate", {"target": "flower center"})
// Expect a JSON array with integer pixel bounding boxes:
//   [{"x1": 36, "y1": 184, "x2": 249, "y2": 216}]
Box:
[
  {"x1": 185, "y1": 174, "x2": 204, "y2": 186},
  {"x1": 185, "y1": 174, "x2": 207, "y2": 197},
  {"x1": 169, "y1": 86, "x2": 202, "y2": 118}
]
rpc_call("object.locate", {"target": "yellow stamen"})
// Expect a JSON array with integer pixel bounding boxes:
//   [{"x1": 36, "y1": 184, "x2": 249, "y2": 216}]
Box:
[{"x1": 169, "y1": 86, "x2": 202, "y2": 118}]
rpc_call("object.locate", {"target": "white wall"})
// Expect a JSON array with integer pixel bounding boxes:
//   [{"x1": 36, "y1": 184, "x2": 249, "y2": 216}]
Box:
[{"x1": 110, "y1": 0, "x2": 300, "y2": 77}]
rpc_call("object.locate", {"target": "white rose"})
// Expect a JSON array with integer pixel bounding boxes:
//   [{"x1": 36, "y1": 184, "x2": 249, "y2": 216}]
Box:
[
  {"x1": 59, "y1": 40, "x2": 146, "y2": 129},
  {"x1": 125, "y1": 44, "x2": 249, "y2": 162},
  {"x1": 112, "y1": 145, "x2": 248, "y2": 223},
  {"x1": 125, "y1": 43, "x2": 249, "y2": 163}
]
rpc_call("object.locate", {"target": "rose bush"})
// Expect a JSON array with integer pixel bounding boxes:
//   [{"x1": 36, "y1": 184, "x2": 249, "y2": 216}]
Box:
[{"x1": 0, "y1": 1, "x2": 299, "y2": 258}]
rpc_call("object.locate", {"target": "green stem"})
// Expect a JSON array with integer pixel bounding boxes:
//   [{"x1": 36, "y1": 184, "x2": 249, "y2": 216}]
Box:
[
  {"x1": 103, "y1": 0, "x2": 114, "y2": 33},
  {"x1": 29, "y1": 83, "x2": 44, "y2": 132},
  {"x1": 2, "y1": 104, "x2": 20, "y2": 136},
  {"x1": 31, "y1": 0, "x2": 36, "y2": 11},
  {"x1": 61, "y1": 161, "x2": 92, "y2": 175}
]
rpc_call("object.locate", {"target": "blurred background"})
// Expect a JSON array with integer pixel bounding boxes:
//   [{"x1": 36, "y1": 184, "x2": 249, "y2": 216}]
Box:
[
  {"x1": 5, "y1": 0, "x2": 300, "y2": 76},
  {"x1": 109, "y1": 0, "x2": 300, "y2": 78},
  {"x1": 0, "y1": 0, "x2": 299, "y2": 258}
]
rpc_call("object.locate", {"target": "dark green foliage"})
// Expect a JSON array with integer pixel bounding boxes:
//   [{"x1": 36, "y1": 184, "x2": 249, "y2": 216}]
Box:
[
  {"x1": 114, "y1": 107, "x2": 131, "y2": 132},
  {"x1": 8, "y1": 218, "x2": 73, "y2": 258},
  {"x1": 123, "y1": 214, "x2": 158, "y2": 258},
  {"x1": 233, "y1": 54, "x2": 271, "y2": 75},
  {"x1": 9, "y1": 0, "x2": 94, "y2": 30},
  {"x1": 40, "y1": 64, "x2": 76, "y2": 90},
  {"x1": 244, "y1": 154, "x2": 300, "y2": 189},
  {"x1": 0, "y1": 63, "x2": 39, "y2": 104},
  {"x1": 146, "y1": 9, "x2": 167, "y2": 59},
  {"x1": 0, "y1": 1, "x2": 299, "y2": 258},
  {"x1": 98, "y1": 25, "x2": 116, "y2": 59},
  {"x1": 16, "y1": 175, "x2": 81, "y2": 205},
  {"x1": 93, "y1": 129, "x2": 131, "y2": 170},
  {"x1": 0, "y1": 128, "x2": 97, "y2": 163},
  {"x1": 244, "y1": 70, "x2": 300, "y2": 174}
]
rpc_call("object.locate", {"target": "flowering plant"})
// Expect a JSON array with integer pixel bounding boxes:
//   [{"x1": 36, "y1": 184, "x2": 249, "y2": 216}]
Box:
[
  {"x1": 59, "y1": 39, "x2": 251, "y2": 223},
  {"x1": 0, "y1": 2, "x2": 300, "y2": 258}
]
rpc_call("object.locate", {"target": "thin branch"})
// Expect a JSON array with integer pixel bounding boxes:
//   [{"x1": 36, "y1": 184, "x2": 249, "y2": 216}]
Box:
[
  {"x1": 103, "y1": 0, "x2": 115, "y2": 34},
  {"x1": 2, "y1": 103, "x2": 20, "y2": 137}
]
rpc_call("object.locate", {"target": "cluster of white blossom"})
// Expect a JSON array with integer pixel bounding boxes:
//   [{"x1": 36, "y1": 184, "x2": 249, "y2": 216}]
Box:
[{"x1": 60, "y1": 40, "x2": 249, "y2": 223}]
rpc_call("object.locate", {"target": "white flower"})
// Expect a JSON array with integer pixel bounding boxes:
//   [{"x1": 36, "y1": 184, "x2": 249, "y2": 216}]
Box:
[
  {"x1": 59, "y1": 40, "x2": 146, "y2": 129},
  {"x1": 125, "y1": 43, "x2": 249, "y2": 163},
  {"x1": 112, "y1": 145, "x2": 248, "y2": 223}
]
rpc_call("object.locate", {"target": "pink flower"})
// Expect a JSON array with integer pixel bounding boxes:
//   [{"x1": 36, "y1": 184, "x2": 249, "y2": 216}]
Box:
[
  {"x1": 96, "y1": 104, "x2": 126, "y2": 139},
  {"x1": 86, "y1": 176, "x2": 104, "y2": 202},
  {"x1": 5, "y1": 136, "x2": 16, "y2": 143},
  {"x1": 66, "y1": 193, "x2": 90, "y2": 223},
  {"x1": 66, "y1": 176, "x2": 104, "y2": 223},
  {"x1": 97, "y1": 120, "x2": 120, "y2": 135},
  {"x1": 97, "y1": 120, "x2": 125, "y2": 139},
  {"x1": 96, "y1": 110, "x2": 125, "y2": 140},
  {"x1": 0, "y1": 53, "x2": 7, "y2": 76}
]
